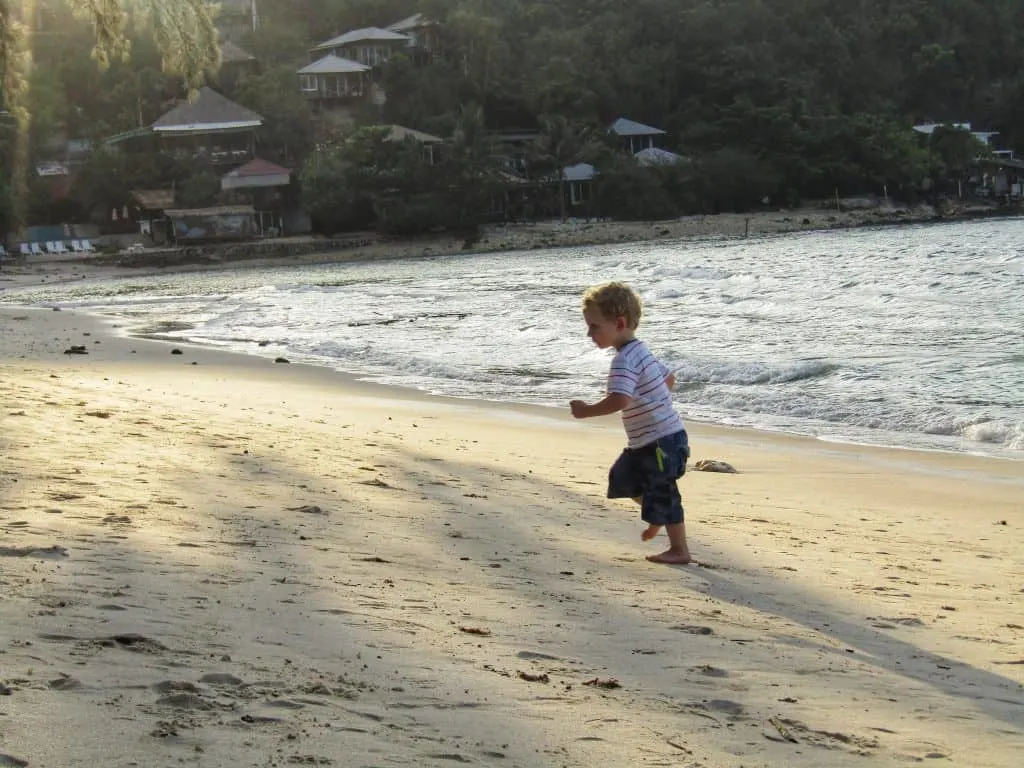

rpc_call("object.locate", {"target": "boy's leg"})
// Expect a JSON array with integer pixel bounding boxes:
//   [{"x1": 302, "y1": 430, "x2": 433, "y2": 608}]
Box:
[
  {"x1": 633, "y1": 495, "x2": 662, "y2": 540},
  {"x1": 641, "y1": 479, "x2": 689, "y2": 562},
  {"x1": 643, "y1": 433, "x2": 692, "y2": 564},
  {"x1": 641, "y1": 525, "x2": 661, "y2": 541},
  {"x1": 646, "y1": 521, "x2": 691, "y2": 564}
]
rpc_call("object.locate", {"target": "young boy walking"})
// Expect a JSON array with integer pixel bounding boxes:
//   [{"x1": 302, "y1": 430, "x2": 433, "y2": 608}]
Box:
[{"x1": 569, "y1": 282, "x2": 692, "y2": 564}]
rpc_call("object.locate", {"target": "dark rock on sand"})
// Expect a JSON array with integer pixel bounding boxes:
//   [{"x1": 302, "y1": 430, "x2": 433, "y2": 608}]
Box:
[{"x1": 694, "y1": 459, "x2": 738, "y2": 473}]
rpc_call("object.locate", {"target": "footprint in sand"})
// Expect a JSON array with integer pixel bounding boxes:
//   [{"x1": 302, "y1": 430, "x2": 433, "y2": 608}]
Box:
[
  {"x1": 200, "y1": 673, "x2": 245, "y2": 687},
  {"x1": 767, "y1": 717, "x2": 880, "y2": 754},
  {"x1": 0, "y1": 545, "x2": 68, "y2": 558},
  {"x1": 155, "y1": 692, "x2": 218, "y2": 710},
  {"x1": 48, "y1": 676, "x2": 83, "y2": 691},
  {"x1": 693, "y1": 665, "x2": 729, "y2": 678},
  {"x1": 671, "y1": 625, "x2": 714, "y2": 635}
]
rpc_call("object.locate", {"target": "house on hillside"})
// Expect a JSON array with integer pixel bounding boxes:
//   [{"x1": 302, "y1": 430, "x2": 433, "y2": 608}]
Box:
[
  {"x1": 912, "y1": 122, "x2": 1000, "y2": 148},
  {"x1": 610, "y1": 117, "x2": 666, "y2": 154},
  {"x1": 310, "y1": 27, "x2": 410, "y2": 68},
  {"x1": 301, "y1": 27, "x2": 410, "y2": 109},
  {"x1": 380, "y1": 124, "x2": 445, "y2": 164},
  {"x1": 88, "y1": 87, "x2": 313, "y2": 243},
  {"x1": 978, "y1": 156, "x2": 1024, "y2": 199},
  {"x1": 152, "y1": 87, "x2": 262, "y2": 165},
  {"x1": 298, "y1": 55, "x2": 372, "y2": 108},
  {"x1": 129, "y1": 189, "x2": 175, "y2": 244},
  {"x1": 127, "y1": 158, "x2": 303, "y2": 245},
  {"x1": 912, "y1": 121, "x2": 1021, "y2": 199},
  {"x1": 387, "y1": 13, "x2": 439, "y2": 54},
  {"x1": 563, "y1": 163, "x2": 596, "y2": 208},
  {"x1": 220, "y1": 157, "x2": 296, "y2": 237}
]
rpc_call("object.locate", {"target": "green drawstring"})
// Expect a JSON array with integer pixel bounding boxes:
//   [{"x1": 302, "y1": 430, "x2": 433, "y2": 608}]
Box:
[{"x1": 655, "y1": 444, "x2": 665, "y2": 472}]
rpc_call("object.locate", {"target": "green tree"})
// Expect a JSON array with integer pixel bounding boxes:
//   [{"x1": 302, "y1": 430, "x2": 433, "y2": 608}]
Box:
[
  {"x1": 299, "y1": 143, "x2": 363, "y2": 234},
  {"x1": 928, "y1": 124, "x2": 990, "y2": 195},
  {"x1": 233, "y1": 64, "x2": 315, "y2": 164},
  {"x1": 175, "y1": 169, "x2": 220, "y2": 208},
  {"x1": 531, "y1": 114, "x2": 600, "y2": 220},
  {"x1": 1, "y1": 0, "x2": 219, "y2": 231},
  {"x1": 592, "y1": 155, "x2": 677, "y2": 221},
  {"x1": 693, "y1": 147, "x2": 782, "y2": 213}
]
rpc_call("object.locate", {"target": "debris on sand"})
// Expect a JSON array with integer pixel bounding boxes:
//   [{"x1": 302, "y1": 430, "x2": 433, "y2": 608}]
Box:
[
  {"x1": 583, "y1": 678, "x2": 621, "y2": 689},
  {"x1": 694, "y1": 459, "x2": 738, "y2": 473},
  {"x1": 517, "y1": 671, "x2": 549, "y2": 683}
]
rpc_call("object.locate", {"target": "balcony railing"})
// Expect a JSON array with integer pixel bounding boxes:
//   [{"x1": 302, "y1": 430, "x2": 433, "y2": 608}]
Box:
[{"x1": 167, "y1": 147, "x2": 253, "y2": 165}]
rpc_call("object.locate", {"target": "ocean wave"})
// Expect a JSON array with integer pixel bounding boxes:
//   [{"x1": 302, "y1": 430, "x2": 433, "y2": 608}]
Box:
[
  {"x1": 954, "y1": 419, "x2": 1024, "y2": 450},
  {"x1": 673, "y1": 358, "x2": 837, "y2": 386},
  {"x1": 7, "y1": 218, "x2": 1021, "y2": 459}
]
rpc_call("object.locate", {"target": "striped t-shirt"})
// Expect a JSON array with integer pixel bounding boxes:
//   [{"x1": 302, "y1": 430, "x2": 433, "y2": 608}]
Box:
[{"x1": 607, "y1": 339, "x2": 684, "y2": 448}]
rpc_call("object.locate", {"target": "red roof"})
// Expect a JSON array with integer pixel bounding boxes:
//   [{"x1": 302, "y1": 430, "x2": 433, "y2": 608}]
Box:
[{"x1": 226, "y1": 158, "x2": 291, "y2": 178}]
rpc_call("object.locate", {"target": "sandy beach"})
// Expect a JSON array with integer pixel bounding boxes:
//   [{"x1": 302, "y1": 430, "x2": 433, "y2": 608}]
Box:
[{"x1": 1, "y1": 305, "x2": 1022, "y2": 768}]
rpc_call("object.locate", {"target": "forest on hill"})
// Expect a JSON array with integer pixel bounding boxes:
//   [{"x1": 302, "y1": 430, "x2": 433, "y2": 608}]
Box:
[{"x1": 2, "y1": 0, "x2": 1023, "y2": 234}]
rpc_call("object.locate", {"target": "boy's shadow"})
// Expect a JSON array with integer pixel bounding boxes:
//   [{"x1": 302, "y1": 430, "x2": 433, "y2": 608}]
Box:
[{"x1": 692, "y1": 562, "x2": 1024, "y2": 730}]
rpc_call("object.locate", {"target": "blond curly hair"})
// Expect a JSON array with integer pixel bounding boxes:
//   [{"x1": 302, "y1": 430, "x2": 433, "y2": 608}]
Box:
[{"x1": 582, "y1": 282, "x2": 642, "y2": 329}]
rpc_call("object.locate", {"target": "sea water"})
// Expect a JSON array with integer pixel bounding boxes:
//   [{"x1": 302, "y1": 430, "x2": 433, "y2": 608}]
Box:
[{"x1": 4, "y1": 218, "x2": 1022, "y2": 459}]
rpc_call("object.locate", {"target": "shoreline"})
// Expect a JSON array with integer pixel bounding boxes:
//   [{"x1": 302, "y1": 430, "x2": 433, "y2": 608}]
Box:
[
  {"x1": 4, "y1": 305, "x2": 1022, "y2": 478},
  {"x1": 1, "y1": 303, "x2": 1021, "y2": 768},
  {"x1": 4, "y1": 284, "x2": 1022, "y2": 464}
]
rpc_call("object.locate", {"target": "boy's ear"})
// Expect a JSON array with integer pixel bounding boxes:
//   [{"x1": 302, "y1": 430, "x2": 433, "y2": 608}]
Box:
[{"x1": 616, "y1": 316, "x2": 627, "y2": 330}]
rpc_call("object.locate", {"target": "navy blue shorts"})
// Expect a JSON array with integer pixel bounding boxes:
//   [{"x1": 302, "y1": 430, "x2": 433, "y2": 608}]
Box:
[{"x1": 607, "y1": 430, "x2": 689, "y2": 526}]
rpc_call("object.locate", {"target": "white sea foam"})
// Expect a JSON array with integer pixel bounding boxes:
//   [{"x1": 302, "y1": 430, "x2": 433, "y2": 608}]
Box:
[{"x1": 4, "y1": 218, "x2": 1023, "y2": 458}]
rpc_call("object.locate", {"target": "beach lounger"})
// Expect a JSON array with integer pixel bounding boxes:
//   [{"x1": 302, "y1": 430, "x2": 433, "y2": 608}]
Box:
[
  {"x1": 31, "y1": 242, "x2": 43, "y2": 256},
  {"x1": 55, "y1": 241, "x2": 69, "y2": 254},
  {"x1": 45, "y1": 241, "x2": 57, "y2": 254},
  {"x1": 81, "y1": 239, "x2": 95, "y2": 252},
  {"x1": 20, "y1": 243, "x2": 31, "y2": 257},
  {"x1": 70, "y1": 240, "x2": 83, "y2": 252}
]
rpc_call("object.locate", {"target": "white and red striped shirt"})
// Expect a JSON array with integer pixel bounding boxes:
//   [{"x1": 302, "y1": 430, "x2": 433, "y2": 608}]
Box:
[{"x1": 607, "y1": 339, "x2": 684, "y2": 448}]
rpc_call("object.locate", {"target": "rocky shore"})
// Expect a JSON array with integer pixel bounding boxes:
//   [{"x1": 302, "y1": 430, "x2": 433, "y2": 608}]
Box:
[{"x1": 2, "y1": 200, "x2": 1018, "y2": 289}]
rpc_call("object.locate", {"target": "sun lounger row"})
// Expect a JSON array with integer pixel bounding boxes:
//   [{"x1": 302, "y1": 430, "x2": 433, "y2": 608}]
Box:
[{"x1": 17, "y1": 240, "x2": 96, "y2": 257}]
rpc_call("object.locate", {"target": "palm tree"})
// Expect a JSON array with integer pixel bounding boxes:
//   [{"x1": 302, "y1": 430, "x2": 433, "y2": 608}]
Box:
[
  {"x1": 447, "y1": 103, "x2": 501, "y2": 228},
  {"x1": 1, "y1": 1, "x2": 219, "y2": 231},
  {"x1": 533, "y1": 114, "x2": 600, "y2": 220}
]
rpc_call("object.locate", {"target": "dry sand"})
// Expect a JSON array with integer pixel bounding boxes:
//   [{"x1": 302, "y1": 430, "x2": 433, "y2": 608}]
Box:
[{"x1": 1, "y1": 306, "x2": 1022, "y2": 768}]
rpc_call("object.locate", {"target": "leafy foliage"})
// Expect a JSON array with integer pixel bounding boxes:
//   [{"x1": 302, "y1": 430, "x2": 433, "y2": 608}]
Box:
[{"x1": 4, "y1": 0, "x2": 1024, "y2": 233}]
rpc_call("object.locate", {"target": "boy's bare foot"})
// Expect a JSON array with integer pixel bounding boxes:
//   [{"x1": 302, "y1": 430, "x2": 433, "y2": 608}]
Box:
[
  {"x1": 646, "y1": 549, "x2": 693, "y2": 565},
  {"x1": 641, "y1": 524, "x2": 661, "y2": 541}
]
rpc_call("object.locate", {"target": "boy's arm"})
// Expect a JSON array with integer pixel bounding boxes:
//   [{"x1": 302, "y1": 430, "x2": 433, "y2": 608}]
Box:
[
  {"x1": 570, "y1": 392, "x2": 631, "y2": 419},
  {"x1": 665, "y1": 372, "x2": 676, "y2": 390}
]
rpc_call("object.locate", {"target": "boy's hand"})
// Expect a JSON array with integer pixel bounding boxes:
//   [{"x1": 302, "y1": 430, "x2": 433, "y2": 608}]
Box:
[{"x1": 569, "y1": 400, "x2": 589, "y2": 419}]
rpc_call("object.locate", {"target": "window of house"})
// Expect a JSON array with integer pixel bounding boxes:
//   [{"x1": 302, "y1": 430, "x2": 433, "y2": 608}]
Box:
[
  {"x1": 300, "y1": 74, "x2": 318, "y2": 92},
  {"x1": 570, "y1": 181, "x2": 592, "y2": 206}
]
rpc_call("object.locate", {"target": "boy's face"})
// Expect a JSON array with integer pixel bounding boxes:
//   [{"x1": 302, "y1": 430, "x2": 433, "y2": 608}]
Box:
[{"x1": 583, "y1": 306, "x2": 629, "y2": 349}]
